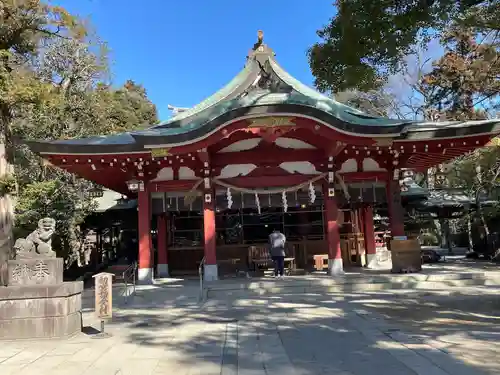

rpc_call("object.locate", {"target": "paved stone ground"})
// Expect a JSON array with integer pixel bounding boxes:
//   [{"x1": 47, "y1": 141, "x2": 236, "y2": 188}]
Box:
[
  {"x1": 350, "y1": 291, "x2": 500, "y2": 374},
  {"x1": 2, "y1": 277, "x2": 499, "y2": 375}
]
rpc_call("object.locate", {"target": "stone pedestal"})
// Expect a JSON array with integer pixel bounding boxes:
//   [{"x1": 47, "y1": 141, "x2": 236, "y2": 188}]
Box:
[{"x1": 0, "y1": 258, "x2": 83, "y2": 340}]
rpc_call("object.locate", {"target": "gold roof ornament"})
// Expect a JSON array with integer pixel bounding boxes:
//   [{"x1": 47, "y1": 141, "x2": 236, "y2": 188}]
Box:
[
  {"x1": 252, "y1": 30, "x2": 265, "y2": 52},
  {"x1": 257, "y1": 30, "x2": 264, "y2": 42}
]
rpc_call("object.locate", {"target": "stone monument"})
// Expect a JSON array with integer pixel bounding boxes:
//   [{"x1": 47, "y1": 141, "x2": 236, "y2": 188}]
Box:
[{"x1": 0, "y1": 218, "x2": 84, "y2": 340}]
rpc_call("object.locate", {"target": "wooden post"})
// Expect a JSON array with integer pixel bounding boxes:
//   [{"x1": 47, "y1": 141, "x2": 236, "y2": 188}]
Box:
[
  {"x1": 92, "y1": 272, "x2": 114, "y2": 338},
  {"x1": 386, "y1": 179, "x2": 405, "y2": 238}
]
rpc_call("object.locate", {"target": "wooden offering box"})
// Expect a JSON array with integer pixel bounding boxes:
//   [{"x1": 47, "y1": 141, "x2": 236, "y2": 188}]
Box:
[{"x1": 390, "y1": 239, "x2": 422, "y2": 273}]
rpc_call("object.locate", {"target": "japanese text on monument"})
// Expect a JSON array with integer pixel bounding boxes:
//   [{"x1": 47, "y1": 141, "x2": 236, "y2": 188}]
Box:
[
  {"x1": 11, "y1": 261, "x2": 50, "y2": 283},
  {"x1": 94, "y1": 273, "x2": 113, "y2": 319}
]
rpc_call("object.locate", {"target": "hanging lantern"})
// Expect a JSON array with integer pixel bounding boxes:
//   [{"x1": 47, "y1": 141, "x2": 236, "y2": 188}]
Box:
[
  {"x1": 282, "y1": 191, "x2": 288, "y2": 213},
  {"x1": 226, "y1": 188, "x2": 233, "y2": 209},
  {"x1": 255, "y1": 193, "x2": 261, "y2": 214}
]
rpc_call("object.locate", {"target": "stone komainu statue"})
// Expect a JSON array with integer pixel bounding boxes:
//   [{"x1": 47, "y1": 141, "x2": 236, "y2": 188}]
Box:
[{"x1": 14, "y1": 218, "x2": 56, "y2": 259}]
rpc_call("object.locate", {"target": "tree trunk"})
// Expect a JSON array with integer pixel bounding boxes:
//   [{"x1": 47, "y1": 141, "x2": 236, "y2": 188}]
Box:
[
  {"x1": 467, "y1": 214, "x2": 473, "y2": 251},
  {"x1": 0, "y1": 143, "x2": 15, "y2": 286},
  {"x1": 440, "y1": 218, "x2": 453, "y2": 254},
  {"x1": 480, "y1": 212, "x2": 490, "y2": 236},
  {"x1": 434, "y1": 219, "x2": 442, "y2": 247}
]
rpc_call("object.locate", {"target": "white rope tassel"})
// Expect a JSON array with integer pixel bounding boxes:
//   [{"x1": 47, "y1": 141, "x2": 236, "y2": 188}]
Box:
[
  {"x1": 255, "y1": 193, "x2": 261, "y2": 214},
  {"x1": 226, "y1": 187, "x2": 233, "y2": 209},
  {"x1": 308, "y1": 182, "x2": 316, "y2": 203},
  {"x1": 282, "y1": 191, "x2": 288, "y2": 213},
  {"x1": 335, "y1": 172, "x2": 350, "y2": 201}
]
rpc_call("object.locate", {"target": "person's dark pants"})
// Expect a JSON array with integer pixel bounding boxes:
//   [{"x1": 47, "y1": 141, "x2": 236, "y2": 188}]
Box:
[{"x1": 272, "y1": 256, "x2": 285, "y2": 276}]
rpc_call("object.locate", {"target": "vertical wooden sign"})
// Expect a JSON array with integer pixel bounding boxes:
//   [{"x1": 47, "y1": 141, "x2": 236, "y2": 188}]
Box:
[{"x1": 92, "y1": 272, "x2": 114, "y2": 320}]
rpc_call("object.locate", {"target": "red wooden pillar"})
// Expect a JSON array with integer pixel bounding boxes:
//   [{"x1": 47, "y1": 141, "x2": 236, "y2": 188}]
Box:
[
  {"x1": 156, "y1": 214, "x2": 169, "y2": 278},
  {"x1": 203, "y1": 190, "x2": 218, "y2": 281},
  {"x1": 356, "y1": 207, "x2": 366, "y2": 265},
  {"x1": 199, "y1": 152, "x2": 218, "y2": 281},
  {"x1": 386, "y1": 178, "x2": 405, "y2": 237},
  {"x1": 363, "y1": 205, "x2": 377, "y2": 268},
  {"x1": 137, "y1": 184, "x2": 153, "y2": 283},
  {"x1": 323, "y1": 183, "x2": 343, "y2": 275}
]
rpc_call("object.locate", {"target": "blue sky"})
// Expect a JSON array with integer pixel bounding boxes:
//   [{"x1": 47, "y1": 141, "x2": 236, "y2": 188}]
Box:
[{"x1": 54, "y1": 0, "x2": 335, "y2": 120}]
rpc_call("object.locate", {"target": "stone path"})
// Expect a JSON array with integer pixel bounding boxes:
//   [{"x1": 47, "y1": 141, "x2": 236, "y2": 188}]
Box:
[{"x1": 1, "y1": 282, "x2": 494, "y2": 375}]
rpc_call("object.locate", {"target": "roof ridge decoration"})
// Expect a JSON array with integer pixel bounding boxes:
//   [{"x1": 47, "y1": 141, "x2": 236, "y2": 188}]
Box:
[
  {"x1": 154, "y1": 30, "x2": 292, "y2": 130},
  {"x1": 240, "y1": 31, "x2": 293, "y2": 97},
  {"x1": 246, "y1": 30, "x2": 275, "y2": 67},
  {"x1": 154, "y1": 29, "x2": 391, "y2": 131},
  {"x1": 243, "y1": 31, "x2": 387, "y2": 120}
]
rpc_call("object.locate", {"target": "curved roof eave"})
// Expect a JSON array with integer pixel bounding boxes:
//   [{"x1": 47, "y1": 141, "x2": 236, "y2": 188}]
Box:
[
  {"x1": 129, "y1": 100, "x2": 500, "y2": 146},
  {"x1": 399, "y1": 119, "x2": 500, "y2": 140},
  {"x1": 24, "y1": 133, "x2": 142, "y2": 155},
  {"x1": 27, "y1": 110, "x2": 500, "y2": 155}
]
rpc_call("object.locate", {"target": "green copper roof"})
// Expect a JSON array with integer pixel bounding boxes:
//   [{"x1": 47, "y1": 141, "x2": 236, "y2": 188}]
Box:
[
  {"x1": 155, "y1": 62, "x2": 258, "y2": 128},
  {"x1": 136, "y1": 89, "x2": 408, "y2": 139},
  {"x1": 151, "y1": 44, "x2": 405, "y2": 131},
  {"x1": 269, "y1": 59, "x2": 372, "y2": 117},
  {"x1": 24, "y1": 35, "x2": 500, "y2": 154}
]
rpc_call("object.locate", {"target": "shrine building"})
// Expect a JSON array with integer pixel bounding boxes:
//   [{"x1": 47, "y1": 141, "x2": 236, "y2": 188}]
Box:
[{"x1": 26, "y1": 32, "x2": 500, "y2": 283}]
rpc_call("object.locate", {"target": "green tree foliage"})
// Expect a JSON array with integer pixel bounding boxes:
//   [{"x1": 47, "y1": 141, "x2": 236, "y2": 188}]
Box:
[
  {"x1": 420, "y1": 26, "x2": 499, "y2": 214},
  {"x1": 334, "y1": 88, "x2": 397, "y2": 117},
  {"x1": 99, "y1": 80, "x2": 159, "y2": 132},
  {"x1": 312, "y1": 1, "x2": 500, "y2": 248},
  {"x1": 420, "y1": 27, "x2": 499, "y2": 245},
  {"x1": 309, "y1": 0, "x2": 499, "y2": 93},
  {"x1": 420, "y1": 26, "x2": 500, "y2": 120},
  {"x1": 0, "y1": 1, "x2": 158, "y2": 266}
]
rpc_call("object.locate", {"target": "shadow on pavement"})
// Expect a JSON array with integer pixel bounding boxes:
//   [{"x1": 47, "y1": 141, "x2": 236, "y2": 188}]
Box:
[{"x1": 78, "y1": 269, "x2": 500, "y2": 375}]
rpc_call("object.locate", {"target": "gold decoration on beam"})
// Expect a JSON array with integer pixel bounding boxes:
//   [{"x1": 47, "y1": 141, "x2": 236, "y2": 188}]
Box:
[
  {"x1": 150, "y1": 148, "x2": 171, "y2": 158},
  {"x1": 487, "y1": 136, "x2": 500, "y2": 147},
  {"x1": 373, "y1": 138, "x2": 393, "y2": 147},
  {"x1": 42, "y1": 158, "x2": 53, "y2": 167},
  {"x1": 248, "y1": 116, "x2": 296, "y2": 128}
]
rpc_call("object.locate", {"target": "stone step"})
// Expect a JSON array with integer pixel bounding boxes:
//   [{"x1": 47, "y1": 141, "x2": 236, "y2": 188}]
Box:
[{"x1": 205, "y1": 273, "x2": 500, "y2": 299}]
